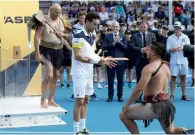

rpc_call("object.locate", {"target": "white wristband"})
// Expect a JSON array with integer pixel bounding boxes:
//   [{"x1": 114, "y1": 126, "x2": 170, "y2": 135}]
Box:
[
  {"x1": 90, "y1": 54, "x2": 101, "y2": 64},
  {"x1": 89, "y1": 60, "x2": 99, "y2": 64}
]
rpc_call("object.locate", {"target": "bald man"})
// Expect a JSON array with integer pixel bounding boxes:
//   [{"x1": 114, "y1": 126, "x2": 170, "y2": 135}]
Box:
[
  {"x1": 103, "y1": 21, "x2": 128, "y2": 102},
  {"x1": 34, "y1": 3, "x2": 69, "y2": 108}
]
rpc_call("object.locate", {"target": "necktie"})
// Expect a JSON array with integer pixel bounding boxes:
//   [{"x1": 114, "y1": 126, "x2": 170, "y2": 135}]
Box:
[
  {"x1": 143, "y1": 33, "x2": 146, "y2": 47},
  {"x1": 114, "y1": 33, "x2": 118, "y2": 42},
  {"x1": 143, "y1": 33, "x2": 147, "y2": 59}
]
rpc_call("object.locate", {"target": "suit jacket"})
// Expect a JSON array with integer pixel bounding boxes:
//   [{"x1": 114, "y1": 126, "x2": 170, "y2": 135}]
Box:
[
  {"x1": 131, "y1": 31, "x2": 156, "y2": 65},
  {"x1": 103, "y1": 33, "x2": 127, "y2": 65}
]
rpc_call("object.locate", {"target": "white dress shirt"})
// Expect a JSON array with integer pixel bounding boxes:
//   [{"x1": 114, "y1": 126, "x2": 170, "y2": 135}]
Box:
[{"x1": 166, "y1": 33, "x2": 191, "y2": 64}]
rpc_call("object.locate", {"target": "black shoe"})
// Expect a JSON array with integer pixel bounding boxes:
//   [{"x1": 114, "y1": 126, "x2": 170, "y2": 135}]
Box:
[
  {"x1": 69, "y1": 94, "x2": 75, "y2": 102},
  {"x1": 81, "y1": 128, "x2": 90, "y2": 134},
  {"x1": 59, "y1": 83, "x2": 65, "y2": 88},
  {"x1": 107, "y1": 97, "x2": 113, "y2": 102},
  {"x1": 90, "y1": 93, "x2": 98, "y2": 101},
  {"x1": 118, "y1": 97, "x2": 123, "y2": 102},
  {"x1": 66, "y1": 83, "x2": 70, "y2": 88}
]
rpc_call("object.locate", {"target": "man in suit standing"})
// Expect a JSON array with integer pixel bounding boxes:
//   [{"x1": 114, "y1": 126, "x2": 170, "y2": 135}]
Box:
[
  {"x1": 131, "y1": 21, "x2": 156, "y2": 102},
  {"x1": 104, "y1": 21, "x2": 127, "y2": 102}
]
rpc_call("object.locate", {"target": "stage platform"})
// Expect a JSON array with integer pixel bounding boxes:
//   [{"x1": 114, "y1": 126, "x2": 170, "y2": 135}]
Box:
[
  {"x1": 0, "y1": 96, "x2": 67, "y2": 128},
  {"x1": 0, "y1": 115, "x2": 66, "y2": 128}
]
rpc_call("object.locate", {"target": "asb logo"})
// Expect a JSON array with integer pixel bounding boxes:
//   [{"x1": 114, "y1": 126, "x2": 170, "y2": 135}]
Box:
[{"x1": 4, "y1": 16, "x2": 31, "y2": 24}]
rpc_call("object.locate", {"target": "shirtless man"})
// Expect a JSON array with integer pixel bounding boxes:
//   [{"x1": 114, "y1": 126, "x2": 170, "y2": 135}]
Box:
[
  {"x1": 34, "y1": 4, "x2": 70, "y2": 108},
  {"x1": 120, "y1": 42, "x2": 187, "y2": 134}
]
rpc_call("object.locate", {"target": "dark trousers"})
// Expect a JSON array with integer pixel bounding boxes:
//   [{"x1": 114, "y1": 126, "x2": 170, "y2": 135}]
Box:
[
  {"x1": 135, "y1": 58, "x2": 149, "y2": 99},
  {"x1": 107, "y1": 65, "x2": 125, "y2": 98}
]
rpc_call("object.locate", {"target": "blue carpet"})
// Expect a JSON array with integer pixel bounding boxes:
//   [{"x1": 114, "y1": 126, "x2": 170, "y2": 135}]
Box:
[{"x1": 0, "y1": 81, "x2": 194, "y2": 133}]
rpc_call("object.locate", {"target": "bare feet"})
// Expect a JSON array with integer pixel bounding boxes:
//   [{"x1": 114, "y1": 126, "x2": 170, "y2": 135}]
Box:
[
  {"x1": 181, "y1": 127, "x2": 188, "y2": 132},
  {"x1": 41, "y1": 97, "x2": 48, "y2": 108},
  {"x1": 173, "y1": 127, "x2": 188, "y2": 134},
  {"x1": 47, "y1": 100, "x2": 59, "y2": 107}
]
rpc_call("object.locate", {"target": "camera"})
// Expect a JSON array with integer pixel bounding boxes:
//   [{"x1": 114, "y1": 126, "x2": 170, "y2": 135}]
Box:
[
  {"x1": 183, "y1": 45, "x2": 194, "y2": 58},
  {"x1": 183, "y1": 44, "x2": 194, "y2": 69}
]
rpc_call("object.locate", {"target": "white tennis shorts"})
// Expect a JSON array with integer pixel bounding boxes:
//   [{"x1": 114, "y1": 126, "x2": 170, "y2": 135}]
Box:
[
  {"x1": 170, "y1": 64, "x2": 188, "y2": 76},
  {"x1": 72, "y1": 75, "x2": 94, "y2": 98}
]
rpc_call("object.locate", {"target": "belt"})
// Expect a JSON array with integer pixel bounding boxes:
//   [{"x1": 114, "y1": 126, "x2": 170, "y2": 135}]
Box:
[
  {"x1": 144, "y1": 93, "x2": 169, "y2": 103},
  {"x1": 40, "y1": 40, "x2": 63, "y2": 49}
]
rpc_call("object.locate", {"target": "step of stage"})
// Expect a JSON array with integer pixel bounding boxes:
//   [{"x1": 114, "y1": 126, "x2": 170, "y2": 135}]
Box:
[
  {"x1": 0, "y1": 115, "x2": 66, "y2": 128},
  {"x1": 0, "y1": 96, "x2": 67, "y2": 128}
]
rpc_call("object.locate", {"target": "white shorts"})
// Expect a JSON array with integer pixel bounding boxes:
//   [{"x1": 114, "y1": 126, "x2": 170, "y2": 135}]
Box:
[
  {"x1": 72, "y1": 75, "x2": 94, "y2": 98},
  {"x1": 170, "y1": 64, "x2": 188, "y2": 76}
]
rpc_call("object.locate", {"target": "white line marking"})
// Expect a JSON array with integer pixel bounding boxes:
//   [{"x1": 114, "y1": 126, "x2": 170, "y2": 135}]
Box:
[{"x1": 0, "y1": 131, "x2": 165, "y2": 134}]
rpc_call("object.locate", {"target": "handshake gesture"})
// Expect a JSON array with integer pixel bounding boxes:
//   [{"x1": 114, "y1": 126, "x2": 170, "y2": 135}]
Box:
[
  {"x1": 100, "y1": 56, "x2": 118, "y2": 68},
  {"x1": 84, "y1": 56, "x2": 118, "y2": 68},
  {"x1": 85, "y1": 56, "x2": 129, "y2": 68},
  {"x1": 141, "y1": 46, "x2": 148, "y2": 53}
]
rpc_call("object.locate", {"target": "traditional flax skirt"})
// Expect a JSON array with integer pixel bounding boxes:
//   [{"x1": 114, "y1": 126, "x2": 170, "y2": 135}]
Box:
[
  {"x1": 39, "y1": 41, "x2": 64, "y2": 69},
  {"x1": 142, "y1": 93, "x2": 176, "y2": 128}
]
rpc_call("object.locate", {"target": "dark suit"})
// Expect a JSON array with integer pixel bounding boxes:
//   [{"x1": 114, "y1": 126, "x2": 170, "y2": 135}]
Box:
[
  {"x1": 104, "y1": 33, "x2": 127, "y2": 99},
  {"x1": 130, "y1": 31, "x2": 156, "y2": 101},
  {"x1": 131, "y1": 32, "x2": 156, "y2": 84}
]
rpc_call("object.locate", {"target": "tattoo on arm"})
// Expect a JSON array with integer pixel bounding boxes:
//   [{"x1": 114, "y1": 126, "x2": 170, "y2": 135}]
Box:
[{"x1": 34, "y1": 25, "x2": 44, "y2": 54}]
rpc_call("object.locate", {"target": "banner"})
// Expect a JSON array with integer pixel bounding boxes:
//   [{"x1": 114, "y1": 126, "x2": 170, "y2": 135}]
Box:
[{"x1": 0, "y1": 0, "x2": 42, "y2": 97}]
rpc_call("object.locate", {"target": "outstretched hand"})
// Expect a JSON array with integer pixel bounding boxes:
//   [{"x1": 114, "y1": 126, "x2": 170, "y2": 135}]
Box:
[{"x1": 102, "y1": 56, "x2": 117, "y2": 68}]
